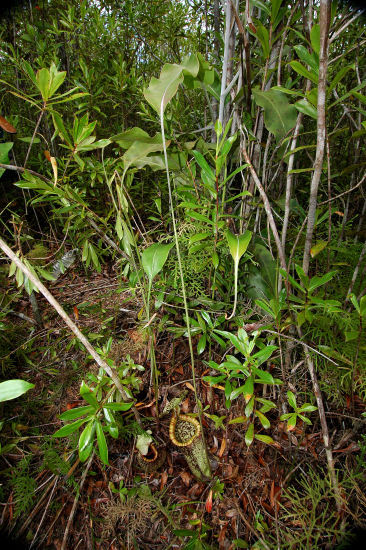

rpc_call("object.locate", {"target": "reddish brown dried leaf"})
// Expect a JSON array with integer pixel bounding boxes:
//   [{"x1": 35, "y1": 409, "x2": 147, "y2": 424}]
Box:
[
  {"x1": 44, "y1": 150, "x2": 52, "y2": 162},
  {"x1": 0, "y1": 115, "x2": 16, "y2": 133},
  {"x1": 218, "y1": 437, "x2": 226, "y2": 458},
  {"x1": 180, "y1": 471, "x2": 192, "y2": 487},
  {"x1": 185, "y1": 381, "x2": 195, "y2": 392},
  {"x1": 205, "y1": 489, "x2": 213, "y2": 513},
  {"x1": 160, "y1": 470, "x2": 168, "y2": 490}
]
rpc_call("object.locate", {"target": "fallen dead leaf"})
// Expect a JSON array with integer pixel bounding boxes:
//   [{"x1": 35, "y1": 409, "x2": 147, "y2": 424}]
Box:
[
  {"x1": 180, "y1": 471, "x2": 192, "y2": 487},
  {"x1": 218, "y1": 437, "x2": 226, "y2": 458}
]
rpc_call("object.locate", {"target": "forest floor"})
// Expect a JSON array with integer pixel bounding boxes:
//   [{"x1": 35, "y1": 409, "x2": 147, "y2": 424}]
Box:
[{"x1": 1, "y1": 265, "x2": 366, "y2": 550}]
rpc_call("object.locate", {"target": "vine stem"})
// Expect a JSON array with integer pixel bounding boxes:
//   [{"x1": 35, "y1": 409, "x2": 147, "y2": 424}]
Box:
[
  {"x1": 160, "y1": 102, "x2": 210, "y2": 475},
  {"x1": 297, "y1": 327, "x2": 343, "y2": 513},
  {"x1": 0, "y1": 236, "x2": 141, "y2": 425}
]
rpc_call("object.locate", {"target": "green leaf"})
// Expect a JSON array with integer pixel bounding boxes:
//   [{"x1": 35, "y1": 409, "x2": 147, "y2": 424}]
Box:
[
  {"x1": 189, "y1": 232, "x2": 211, "y2": 245},
  {"x1": 52, "y1": 111, "x2": 71, "y2": 146},
  {"x1": 287, "y1": 414, "x2": 297, "y2": 430},
  {"x1": 271, "y1": 0, "x2": 283, "y2": 24},
  {"x1": 79, "y1": 419, "x2": 96, "y2": 462},
  {"x1": 53, "y1": 417, "x2": 88, "y2": 437},
  {"x1": 102, "y1": 402, "x2": 134, "y2": 411},
  {"x1": 252, "y1": 89, "x2": 298, "y2": 141},
  {"x1": 299, "y1": 403, "x2": 317, "y2": 413},
  {"x1": 255, "y1": 410, "x2": 271, "y2": 429},
  {"x1": 294, "y1": 45, "x2": 319, "y2": 73},
  {"x1": 192, "y1": 150, "x2": 215, "y2": 182},
  {"x1": 88, "y1": 243, "x2": 101, "y2": 273},
  {"x1": 59, "y1": 405, "x2": 95, "y2": 420},
  {"x1": 328, "y1": 65, "x2": 354, "y2": 94},
  {"x1": 254, "y1": 434, "x2": 275, "y2": 445},
  {"x1": 144, "y1": 54, "x2": 199, "y2": 114},
  {"x1": 255, "y1": 20, "x2": 270, "y2": 59},
  {"x1": 0, "y1": 379, "x2": 34, "y2": 403},
  {"x1": 251, "y1": 366, "x2": 275, "y2": 385},
  {"x1": 294, "y1": 99, "x2": 318, "y2": 119},
  {"x1": 96, "y1": 420, "x2": 109, "y2": 465},
  {"x1": 80, "y1": 381, "x2": 98, "y2": 408},
  {"x1": 287, "y1": 391, "x2": 297, "y2": 409},
  {"x1": 48, "y1": 62, "x2": 67, "y2": 98},
  {"x1": 310, "y1": 24, "x2": 320, "y2": 55},
  {"x1": 122, "y1": 135, "x2": 168, "y2": 172},
  {"x1": 226, "y1": 230, "x2": 252, "y2": 263},
  {"x1": 36, "y1": 67, "x2": 51, "y2": 100},
  {"x1": 111, "y1": 127, "x2": 150, "y2": 148},
  {"x1": 345, "y1": 330, "x2": 359, "y2": 342},
  {"x1": 310, "y1": 240, "x2": 328, "y2": 258},
  {"x1": 0, "y1": 142, "x2": 14, "y2": 177},
  {"x1": 360, "y1": 296, "x2": 366, "y2": 317},
  {"x1": 245, "y1": 423, "x2": 254, "y2": 447},
  {"x1": 252, "y1": 346, "x2": 277, "y2": 366},
  {"x1": 279, "y1": 268, "x2": 306, "y2": 293},
  {"x1": 141, "y1": 243, "x2": 174, "y2": 282},
  {"x1": 197, "y1": 333, "x2": 207, "y2": 355},
  {"x1": 308, "y1": 270, "x2": 337, "y2": 293},
  {"x1": 289, "y1": 61, "x2": 318, "y2": 85}
]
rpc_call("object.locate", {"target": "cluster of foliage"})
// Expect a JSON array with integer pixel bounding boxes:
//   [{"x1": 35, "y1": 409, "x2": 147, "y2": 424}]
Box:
[{"x1": 0, "y1": 0, "x2": 365, "y2": 548}]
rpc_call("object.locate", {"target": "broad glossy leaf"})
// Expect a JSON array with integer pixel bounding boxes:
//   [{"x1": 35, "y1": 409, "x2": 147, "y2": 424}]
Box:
[
  {"x1": 242, "y1": 375, "x2": 254, "y2": 401},
  {"x1": 255, "y1": 410, "x2": 271, "y2": 429},
  {"x1": 299, "y1": 403, "x2": 317, "y2": 413},
  {"x1": 226, "y1": 230, "x2": 252, "y2": 263},
  {"x1": 254, "y1": 20, "x2": 270, "y2": 59},
  {"x1": 252, "y1": 366, "x2": 275, "y2": 385},
  {"x1": 48, "y1": 63, "x2": 67, "y2": 98},
  {"x1": 144, "y1": 54, "x2": 198, "y2": 114},
  {"x1": 60, "y1": 405, "x2": 95, "y2": 420},
  {"x1": 245, "y1": 423, "x2": 254, "y2": 447},
  {"x1": 79, "y1": 419, "x2": 96, "y2": 462},
  {"x1": 287, "y1": 391, "x2": 297, "y2": 409},
  {"x1": 252, "y1": 89, "x2": 297, "y2": 141},
  {"x1": 289, "y1": 61, "x2": 318, "y2": 85},
  {"x1": 53, "y1": 417, "x2": 88, "y2": 437},
  {"x1": 80, "y1": 381, "x2": 98, "y2": 408},
  {"x1": 111, "y1": 127, "x2": 150, "y2": 148},
  {"x1": 36, "y1": 67, "x2": 51, "y2": 100},
  {"x1": 310, "y1": 24, "x2": 320, "y2": 55},
  {"x1": 0, "y1": 379, "x2": 34, "y2": 403},
  {"x1": 141, "y1": 243, "x2": 174, "y2": 282},
  {"x1": 103, "y1": 402, "x2": 134, "y2": 411},
  {"x1": 96, "y1": 420, "x2": 108, "y2": 465},
  {"x1": 122, "y1": 136, "x2": 169, "y2": 172},
  {"x1": 252, "y1": 345, "x2": 277, "y2": 366},
  {"x1": 294, "y1": 45, "x2": 319, "y2": 73},
  {"x1": 197, "y1": 333, "x2": 207, "y2": 355},
  {"x1": 294, "y1": 99, "x2": 318, "y2": 119}
]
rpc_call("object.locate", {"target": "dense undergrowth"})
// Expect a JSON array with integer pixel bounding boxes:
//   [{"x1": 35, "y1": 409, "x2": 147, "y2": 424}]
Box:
[{"x1": 0, "y1": 0, "x2": 366, "y2": 548}]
